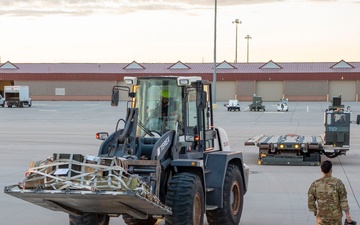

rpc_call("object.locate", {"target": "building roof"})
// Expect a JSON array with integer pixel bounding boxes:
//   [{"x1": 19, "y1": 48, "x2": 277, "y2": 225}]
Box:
[{"x1": 1, "y1": 60, "x2": 360, "y2": 74}]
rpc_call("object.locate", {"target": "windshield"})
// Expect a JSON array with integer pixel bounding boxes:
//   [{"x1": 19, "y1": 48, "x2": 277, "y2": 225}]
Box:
[{"x1": 134, "y1": 78, "x2": 183, "y2": 136}]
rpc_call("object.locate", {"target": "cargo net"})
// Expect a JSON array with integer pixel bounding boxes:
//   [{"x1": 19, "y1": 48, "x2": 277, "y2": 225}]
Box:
[{"x1": 18, "y1": 153, "x2": 161, "y2": 204}]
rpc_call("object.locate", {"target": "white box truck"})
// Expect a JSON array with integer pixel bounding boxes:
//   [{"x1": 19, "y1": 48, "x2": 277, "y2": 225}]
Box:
[{"x1": 2, "y1": 86, "x2": 32, "y2": 107}]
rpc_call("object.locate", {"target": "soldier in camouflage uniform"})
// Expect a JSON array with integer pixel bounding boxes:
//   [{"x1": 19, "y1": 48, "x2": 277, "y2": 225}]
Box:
[{"x1": 308, "y1": 160, "x2": 353, "y2": 225}]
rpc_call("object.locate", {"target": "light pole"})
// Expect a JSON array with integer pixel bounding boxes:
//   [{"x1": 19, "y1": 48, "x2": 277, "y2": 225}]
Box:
[
  {"x1": 232, "y1": 19, "x2": 241, "y2": 63},
  {"x1": 213, "y1": 0, "x2": 217, "y2": 104},
  {"x1": 245, "y1": 35, "x2": 252, "y2": 63}
]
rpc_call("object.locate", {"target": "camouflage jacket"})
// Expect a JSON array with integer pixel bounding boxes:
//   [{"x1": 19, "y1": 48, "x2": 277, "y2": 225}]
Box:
[{"x1": 308, "y1": 176, "x2": 350, "y2": 219}]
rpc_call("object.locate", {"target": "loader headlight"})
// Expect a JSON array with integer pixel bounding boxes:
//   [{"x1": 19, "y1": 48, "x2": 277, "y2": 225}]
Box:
[
  {"x1": 279, "y1": 144, "x2": 284, "y2": 149},
  {"x1": 294, "y1": 144, "x2": 299, "y2": 149},
  {"x1": 178, "y1": 79, "x2": 190, "y2": 85},
  {"x1": 96, "y1": 132, "x2": 109, "y2": 140},
  {"x1": 124, "y1": 77, "x2": 137, "y2": 85},
  {"x1": 124, "y1": 79, "x2": 133, "y2": 85}
]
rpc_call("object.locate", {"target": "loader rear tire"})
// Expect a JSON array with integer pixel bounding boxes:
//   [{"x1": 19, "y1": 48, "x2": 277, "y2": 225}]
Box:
[
  {"x1": 165, "y1": 172, "x2": 204, "y2": 225},
  {"x1": 206, "y1": 164, "x2": 244, "y2": 225},
  {"x1": 122, "y1": 214, "x2": 157, "y2": 225},
  {"x1": 69, "y1": 213, "x2": 109, "y2": 225}
]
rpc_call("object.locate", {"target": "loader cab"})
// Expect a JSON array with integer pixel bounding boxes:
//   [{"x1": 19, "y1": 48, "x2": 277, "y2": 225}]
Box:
[
  {"x1": 130, "y1": 77, "x2": 184, "y2": 137},
  {"x1": 105, "y1": 76, "x2": 216, "y2": 159},
  {"x1": 128, "y1": 76, "x2": 213, "y2": 138}
]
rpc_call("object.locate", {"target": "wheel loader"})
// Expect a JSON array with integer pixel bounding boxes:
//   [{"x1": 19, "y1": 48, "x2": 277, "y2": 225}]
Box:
[{"x1": 5, "y1": 76, "x2": 249, "y2": 225}]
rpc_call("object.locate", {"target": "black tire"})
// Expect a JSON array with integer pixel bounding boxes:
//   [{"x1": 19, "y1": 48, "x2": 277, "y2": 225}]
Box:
[
  {"x1": 165, "y1": 172, "x2": 204, "y2": 225},
  {"x1": 206, "y1": 164, "x2": 244, "y2": 225},
  {"x1": 122, "y1": 214, "x2": 157, "y2": 225},
  {"x1": 357, "y1": 115, "x2": 360, "y2": 125},
  {"x1": 69, "y1": 213, "x2": 109, "y2": 225}
]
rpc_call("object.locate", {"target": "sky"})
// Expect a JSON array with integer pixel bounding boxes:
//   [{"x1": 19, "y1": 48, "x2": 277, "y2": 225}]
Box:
[{"x1": 0, "y1": 0, "x2": 359, "y2": 64}]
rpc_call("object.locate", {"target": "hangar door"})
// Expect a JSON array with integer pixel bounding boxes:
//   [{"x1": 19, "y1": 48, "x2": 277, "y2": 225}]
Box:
[
  {"x1": 216, "y1": 81, "x2": 236, "y2": 101},
  {"x1": 329, "y1": 81, "x2": 356, "y2": 102},
  {"x1": 256, "y1": 81, "x2": 283, "y2": 101}
]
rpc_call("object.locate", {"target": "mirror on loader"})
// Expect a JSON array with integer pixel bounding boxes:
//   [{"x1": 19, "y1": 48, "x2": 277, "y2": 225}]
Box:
[
  {"x1": 111, "y1": 90, "x2": 119, "y2": 106},
  {"x1": 110, "y1": 86, "x2": 132, "y2": 107},
  {"x1": 197, "y1": 91, "x2": 207, "y2": 110}
]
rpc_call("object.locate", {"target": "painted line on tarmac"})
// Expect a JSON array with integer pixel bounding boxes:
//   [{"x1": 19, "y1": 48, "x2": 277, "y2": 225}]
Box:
[{"x1": 264, "y1": 112, "x2": 284, "y2": 114}]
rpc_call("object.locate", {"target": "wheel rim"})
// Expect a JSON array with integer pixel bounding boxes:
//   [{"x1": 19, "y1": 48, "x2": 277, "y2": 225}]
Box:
[
  {"x1": 230, "y1": 181, "x2": 241, "y2": 215},
  {"x1": 193, "y1": 192, "x2": 202, "y2": 225}
]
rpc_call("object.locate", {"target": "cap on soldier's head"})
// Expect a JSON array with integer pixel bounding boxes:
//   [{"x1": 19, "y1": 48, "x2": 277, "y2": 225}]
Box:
[{"x1": 321, "y1": 160, "x2": 332, "y2": 174}]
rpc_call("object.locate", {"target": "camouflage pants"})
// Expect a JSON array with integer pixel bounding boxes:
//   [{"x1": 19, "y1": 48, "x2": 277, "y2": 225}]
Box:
[{"x1": 316, "y1": 216, "x2": 342, "y2": 225}]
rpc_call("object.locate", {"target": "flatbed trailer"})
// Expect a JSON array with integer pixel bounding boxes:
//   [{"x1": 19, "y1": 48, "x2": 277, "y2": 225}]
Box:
[
  {"x1": 245, "y1": 134, "x2": 349, "y2": 165},
  {"x1": 245, "y1": 106, "x2": 352, "y2": 165}
]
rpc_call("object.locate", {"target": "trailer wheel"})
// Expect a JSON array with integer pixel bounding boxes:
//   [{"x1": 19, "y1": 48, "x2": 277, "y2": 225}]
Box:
[
  {"x1": 165, "y1": 172, "x2": 204, "y2": 225},
  {"x1": 122, "y1": 214, "x2": 157, "y2": 225},
  {"x1": 69, "y1": 213, "x2": 109, "y2": 225},
  {"x1": 206, "y1": 164, "x2": 244, "y2": 225}
]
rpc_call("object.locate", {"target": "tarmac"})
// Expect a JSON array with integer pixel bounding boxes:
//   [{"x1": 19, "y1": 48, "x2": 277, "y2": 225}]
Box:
[{"x1": 1, "y1": 101, "x2": 360, "y2": 225}]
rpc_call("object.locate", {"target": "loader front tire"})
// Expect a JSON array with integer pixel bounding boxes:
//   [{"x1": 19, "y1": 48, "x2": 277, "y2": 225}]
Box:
[
  {"x1": 206, "y1": 164, "x2": 244, "y2": 225},
  {"x1": 69, "y1": 213, "x2": 109, "y2": 225},
  {"x1": 122, "y1": 214, "x2": 157, "y2": 225},
  {"x1": 165, "y1": 172, "x2": 204, "y2": 225}
]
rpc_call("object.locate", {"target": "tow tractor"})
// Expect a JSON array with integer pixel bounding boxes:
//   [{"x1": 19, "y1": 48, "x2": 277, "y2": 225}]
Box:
[
  {"x1": 225, "y1": 100, "x2": 241, "y2": 111},
  {"x1": 249, "y1": 95, "x2": 265, "y2": 111},
  {"x1": 5, "y1": 76, "x2": 249, "y2": 225},
  {"x1": 245, "y1": 97, "x2": 352, "y2": 165}
]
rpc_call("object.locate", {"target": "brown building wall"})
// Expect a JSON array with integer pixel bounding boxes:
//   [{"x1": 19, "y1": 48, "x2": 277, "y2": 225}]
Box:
[
  {"x1": 1, "y1": 69, "x2": 359, "y2": 102},
  {"x1": 216, "y1": 81, "x2": 236, "y2": 101},
  {"x1": 16, "y1": 80, "x2": 116, "y2": 101},
  {"x1": 329, "y1": 81, "x2": 356, "y2": 101},
  {"x1": 236, "y1": 81, "x2": 256, "y2": 101},
  {"x1": 284, "y1": 80, "x2": 328, "y2": 101}
]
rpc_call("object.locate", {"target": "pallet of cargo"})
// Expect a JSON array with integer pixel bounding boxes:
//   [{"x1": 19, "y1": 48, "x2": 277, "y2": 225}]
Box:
[{"x1": 4, "y1": 153, "x2": 171, "y2": 218}]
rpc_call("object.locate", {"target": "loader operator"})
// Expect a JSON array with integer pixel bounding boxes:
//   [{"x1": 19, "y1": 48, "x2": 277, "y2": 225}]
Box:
[
  {"x1": 148, "y1": 89, "x2": 180, "y2": 133},
  {"x1": 151, "y1": 89, "x2": 177, "y2": 118}
]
